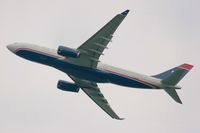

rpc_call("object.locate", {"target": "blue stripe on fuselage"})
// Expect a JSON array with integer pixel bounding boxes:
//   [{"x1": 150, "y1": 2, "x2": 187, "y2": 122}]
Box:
[
  {"x1": 107, "y1": 73, "x2": 153, "y2": 88},
  {"x1": 16, "y1": 49, "x2": 157, "y2": 89},
  {"x1": 15, "y1": 49, "x2": 109, "y2": 83}
]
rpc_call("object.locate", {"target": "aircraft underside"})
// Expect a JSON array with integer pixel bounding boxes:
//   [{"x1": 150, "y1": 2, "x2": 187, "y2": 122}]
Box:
[
  {"x1": 15, "y1": 49, "x2": 158, "y2": 89},
  {"x1": 7, "y1": 10, "x2": 193, "y2": 120}
]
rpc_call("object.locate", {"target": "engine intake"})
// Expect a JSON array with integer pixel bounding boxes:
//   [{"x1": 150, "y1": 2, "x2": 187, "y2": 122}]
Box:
[
  {"x1": 57, "y1": 80, "x2": 79, "y2": 93},
  {"x1": 57, "y1": 46, "x2": 80, "y2": 58}
]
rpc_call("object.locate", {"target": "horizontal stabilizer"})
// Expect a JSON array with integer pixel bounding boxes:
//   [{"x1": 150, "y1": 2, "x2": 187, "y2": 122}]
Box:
[
  {"x1": 153, "y1": 63, "x2": 193, "y2": 104},
  {"x1": 164, "y1": 87, "x2": 182, "y2": 104}
]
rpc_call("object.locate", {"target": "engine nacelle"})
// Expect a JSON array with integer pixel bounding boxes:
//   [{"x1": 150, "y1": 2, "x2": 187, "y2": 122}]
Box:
[
  {"x1": 57, "y1": 80, "x2": 79, "y2": 93},
  {"x1": 57, "y1": 46, "x2": 80, "y2": 58}
]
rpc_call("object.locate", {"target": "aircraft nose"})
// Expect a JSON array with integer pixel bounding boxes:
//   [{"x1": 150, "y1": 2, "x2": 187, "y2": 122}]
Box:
[{"x1": 7, "y1": 43, "x2": 19, "y2": 53}]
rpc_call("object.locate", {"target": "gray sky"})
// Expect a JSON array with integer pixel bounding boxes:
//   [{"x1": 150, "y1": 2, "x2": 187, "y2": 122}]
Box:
[{"x1": 1, "y1": 0, "x2": 200, "y2": 133}]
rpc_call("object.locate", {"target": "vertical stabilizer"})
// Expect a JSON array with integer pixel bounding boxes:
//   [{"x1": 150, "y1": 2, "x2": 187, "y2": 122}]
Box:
[
  {"x1": 153, "y1": 63, "x2": 193, "y2": 104},
  {"x1": 161, "y1": 63, "x2": 193, "y2": 86}
]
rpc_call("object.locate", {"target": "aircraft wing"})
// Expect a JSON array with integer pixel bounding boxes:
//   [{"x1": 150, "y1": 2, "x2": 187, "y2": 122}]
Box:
[
  {"x1": 69, "y1": 75, "x2": 123, "y2": 120},
  {"x1": 68, "y1": 10, "x2": 129, "y2": 68}
]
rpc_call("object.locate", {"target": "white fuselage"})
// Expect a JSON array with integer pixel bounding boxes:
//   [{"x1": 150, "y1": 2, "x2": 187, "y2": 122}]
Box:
[{"x1": 7, "y1": 43, "x2": 163, "y2": 89}]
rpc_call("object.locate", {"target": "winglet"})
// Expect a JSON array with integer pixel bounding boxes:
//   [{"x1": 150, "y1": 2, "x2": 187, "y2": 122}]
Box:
[
  {"x1": 119, "y1": 118, "x2": 125, "y2": 120},
  {"x1": 114, "y1": 117, "x2": 125, "y2": 120},
  {"x1": 121, "y1": 10, "x2": 130, "y2": 16}
]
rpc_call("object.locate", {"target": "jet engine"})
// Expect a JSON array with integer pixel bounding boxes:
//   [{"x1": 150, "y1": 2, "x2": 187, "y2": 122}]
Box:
[
  {"x1": 57, "y1": 46, "x2": 80, "y2": 58},
  {"x1": 57, "y1": 80, "x2": 80, "y2": 93}
]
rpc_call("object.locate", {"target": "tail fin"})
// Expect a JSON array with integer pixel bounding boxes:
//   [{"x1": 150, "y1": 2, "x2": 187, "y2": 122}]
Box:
[
  {"x1": 153, "y1": 63, "x2": 193, "y2": 104},
  {"x1": 161, "y1": 63, "x2": 193, "y2": 86},
  {"x1": 153, "y1": 63, "x2": 193, "y2": 83}
]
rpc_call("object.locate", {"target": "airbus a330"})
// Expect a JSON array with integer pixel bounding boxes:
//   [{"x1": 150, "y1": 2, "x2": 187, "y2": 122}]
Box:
[{"x1": 7, "y1": 10, "x2": 193, "y2": 120}]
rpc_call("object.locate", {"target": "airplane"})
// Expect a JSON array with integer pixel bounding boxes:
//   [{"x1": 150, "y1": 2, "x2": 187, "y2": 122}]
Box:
[{"x1": 7, "y1": 10, "x2": 193, "y2": 120}]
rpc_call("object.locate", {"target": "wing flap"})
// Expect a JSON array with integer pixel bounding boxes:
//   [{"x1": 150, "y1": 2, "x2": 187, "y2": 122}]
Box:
[
  {"x1": 82, "y1": 87, "x2": 123, "y2": 120},
  {"x1": 69, "y1": 76, "x2": 123, "y2": 120}
]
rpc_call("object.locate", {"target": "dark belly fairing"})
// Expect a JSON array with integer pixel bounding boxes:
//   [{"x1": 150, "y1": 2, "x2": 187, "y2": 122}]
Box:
[
  {"x1": 16, "y1": 50, "x2": 110, "y2": 83},
  {"x1": 16, "y1": 50, "x2": 154, "y2": 89},
  {"x1": 16, "y1": 50, "x2": 57, "y2": 66},
  {"x1": 55, "y1": 61, "x2": 110, "y2": 83},
  {"x1": 107, "y1": 73, "x2": 152, "y2": 88}
]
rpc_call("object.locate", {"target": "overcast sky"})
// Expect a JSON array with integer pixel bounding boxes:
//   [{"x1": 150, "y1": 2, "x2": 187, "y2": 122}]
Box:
[{"x1": 1, "y1": 0, "x2": 200, "y2": 133}]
